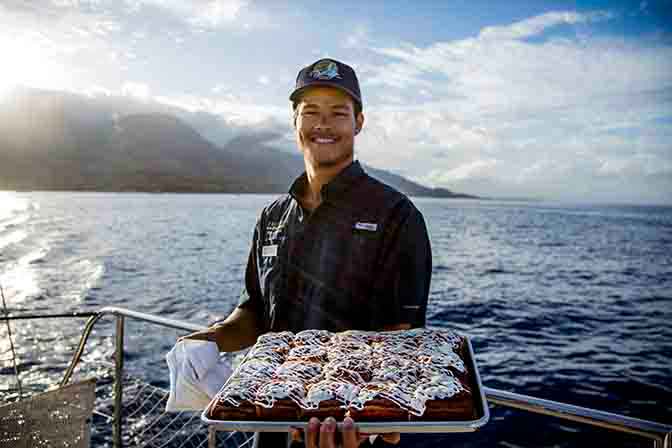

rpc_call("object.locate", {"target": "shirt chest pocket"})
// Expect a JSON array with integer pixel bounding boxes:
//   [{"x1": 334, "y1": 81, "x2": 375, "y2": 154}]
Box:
[{"x1": 339, "y1": 223, "x2": 382, "y2": 276}]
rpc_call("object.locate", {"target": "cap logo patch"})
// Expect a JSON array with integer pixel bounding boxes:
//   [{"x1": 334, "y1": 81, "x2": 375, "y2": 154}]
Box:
[{"x1": 310, "y1": 60, "x2": 342, "y2": 80}]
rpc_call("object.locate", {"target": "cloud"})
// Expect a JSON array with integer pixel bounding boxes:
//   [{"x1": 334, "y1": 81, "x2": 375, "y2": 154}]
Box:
[
  {"x1": 0, "y1": 2, "x2": 129, "y2": 94},
  {"x1": 211, "y1": 83, "x2": 228, "y2": 94},
  {"x1": 152, "y1": 91, "x2": 287, "y2": 127},
  {"x1": 432, "y1": 159, "x2": 499, "y2": 182},
  {"x1": 352, "y1": 10, "x2": 672, "y2": 202},
  {"x1": 124, "y1": 0, "x2": 249, "y2": 30},
  {"x1": 343, "y1": 24, "x2": 370, "y2": 49},
  {"x1": 121, "y1": 81, "x2": 150, "y2": 100},
  {"x1": 598, "y1": 153, "x2": 672, "y2": 177},
  {"x1": 478, "y1": 10, "x2": 613, "y2": 41},
  {"x1": 83, "y1": 85, "x2": 114, "y2": 97},
  {"x1": 1, "y1": 1, "x2": 121, "y2": 36}
]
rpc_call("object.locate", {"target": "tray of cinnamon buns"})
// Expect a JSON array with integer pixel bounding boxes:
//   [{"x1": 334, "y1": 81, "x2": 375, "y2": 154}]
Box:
[{"x1": 201, "y1": 328, "x2": 490, "y2": 433}]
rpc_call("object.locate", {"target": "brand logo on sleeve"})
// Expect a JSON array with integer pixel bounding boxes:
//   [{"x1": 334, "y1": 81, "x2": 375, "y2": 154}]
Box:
[{"x1": 265, "y1": 221, "x2": 286, "y2": 244}]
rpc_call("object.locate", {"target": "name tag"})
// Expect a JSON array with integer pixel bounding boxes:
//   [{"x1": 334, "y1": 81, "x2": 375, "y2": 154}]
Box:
[
  {"x1": 354, "y1": 222, "x2": 378, "y2": 232},
  {"x1": 262, "y1": 245, "x2": 278, "y2": 257}
]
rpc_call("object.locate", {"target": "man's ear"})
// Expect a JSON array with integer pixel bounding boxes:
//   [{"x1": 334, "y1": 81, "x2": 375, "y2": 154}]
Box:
[{"x1": 355, "y1": 112, "x2": 365, "y2": 135}]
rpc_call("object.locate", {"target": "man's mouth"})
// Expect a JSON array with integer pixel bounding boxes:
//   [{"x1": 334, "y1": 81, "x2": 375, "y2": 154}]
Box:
[{"x1": 310, "y1": 136, "x2": 339, "y2": 144}]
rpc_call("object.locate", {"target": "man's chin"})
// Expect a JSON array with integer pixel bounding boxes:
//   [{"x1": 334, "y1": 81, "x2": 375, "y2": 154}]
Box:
[
  {"x1": 314, "y1": 154, "x2": 352, "y2": 168},
  {"x1": 315, "y1": 158, "x2": 350, "y2": 168},
  {"x1": 299, "y1": 143, "x2": 354, "y2": 170}
]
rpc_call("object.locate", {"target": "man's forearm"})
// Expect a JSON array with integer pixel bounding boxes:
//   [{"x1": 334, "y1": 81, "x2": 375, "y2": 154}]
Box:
[
  {"x1": 182, "y1": 307, "x2": 261, "y2": 352},
  {"x1": 382, "y1": 323, "x2": 412, "y2": 331},
  {"x1": 212, "y1": 307, "x2": 262, "y2": 351}
]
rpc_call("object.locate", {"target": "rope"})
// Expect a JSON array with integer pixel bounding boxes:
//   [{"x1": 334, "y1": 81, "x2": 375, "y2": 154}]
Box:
[{"x1": 0, "y1": 281, "x2": 23, "y2": 399}]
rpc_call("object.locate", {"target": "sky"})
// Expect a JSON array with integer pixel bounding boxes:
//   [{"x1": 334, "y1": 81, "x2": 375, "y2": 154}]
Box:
[{"x1": 0, "y1": 0, "x2": 671, "y2": 203}]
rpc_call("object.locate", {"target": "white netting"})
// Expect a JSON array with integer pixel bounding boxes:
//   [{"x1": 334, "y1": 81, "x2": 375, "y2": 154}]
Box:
[{"x1": 92, "y1": 373, "x2": 254, "y2": 448}]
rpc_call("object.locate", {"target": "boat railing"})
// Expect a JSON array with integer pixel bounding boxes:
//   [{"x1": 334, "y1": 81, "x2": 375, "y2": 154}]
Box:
[{"x1": 2, "y1": 306, "x2": 671, "y2": 447}]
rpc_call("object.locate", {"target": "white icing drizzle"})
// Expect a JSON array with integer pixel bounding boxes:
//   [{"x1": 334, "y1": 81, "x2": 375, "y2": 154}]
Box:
[
  {"x1": 237, "y1": 359, "x2": 278, "y2": 379},
  {"x1": 287, "y1": 344, "x2": 328, "y2": 361},
  {"x1": 293, "y1": 329, "x2": 332, "y2": 346},
  {"x1": 412, "y1": 373, "x2": 466, "y2": 415},
  {"x1": 324, "y1": 366, "x2": 366, "y2": 385},
  {"x1": 331, "y1": 330, "x2": 374, "y2": 345},
  {"x1": 219, "y1": 378, "x2": 264, "y2": 406},
  {"x1": 254, "y1": 380, "x2": 306, "y2": 408},
  {"x1": 275, "y1": 361, "x2": 322, "y2": 383},
  {"x1": 214, "y1": 328, "x2": 468, "y2": 417},
  {"x1": 247, "y1": 345, "x2": 286, "y2": 364},
  {"x1": 257, "y1": 331, "x2": 294, "y2": 347},
  {"x1": 417, "y1": 383, "x2": 463, "y2": 399},
  {"x1": 304, "y1": 380, "x2": 360, "y2": 409},
  {"x1": 328, "y1": 341, "x2": 372, "y2": 361},
  {"x1": 417, "y1": 349, "x2": 466, "y2": 374},
  {"x1": 324, "y1": 358, "x2": 373, "y2": 377},
  {"x1": 371, "y1": 337, "x2": 419, "y2": 358},
  {"x1": 371, "y1": 364, "x2": 419, "y2": 383},
  {"x1": 351, "y1": 381, "x2": 424, "y2": 415},
  {"x1": 423, "y1": 368, "x2": 456, "y2": 384},
  {"x1": 404, "y1": 328, "x2": 462, "y2": 349},
  {"x1": 419, "y1": 342, "x2": 457, "y2": 357}
]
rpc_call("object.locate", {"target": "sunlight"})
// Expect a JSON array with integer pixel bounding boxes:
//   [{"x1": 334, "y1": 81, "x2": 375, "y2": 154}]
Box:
[
  {"x1": 0, "y1": 64, "x2": 20, "y2": 100},
  {"x1": 0, "y1": 36, "x2": 23, "y2": 100},
  {"x1": 0, "y1": 263, "x2": 41, "y2": 305},
  {"x1": 0, "y1": 192, "x2": 29, "y2": 221},
  {"x1": 0, "y1": 79, "x2": 16, "y2": 100},
  {"x1": 0, "y1": 33, "x2": 71, "y2": 100},
  {"x1": 0, "y1": 246, "x2": 46, "y2": 306}
]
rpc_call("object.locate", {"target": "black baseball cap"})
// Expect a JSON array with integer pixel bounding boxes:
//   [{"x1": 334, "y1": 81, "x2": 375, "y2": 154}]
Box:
[{"x1": 290, "y1": 58, "x2": 363, "y2": 110}]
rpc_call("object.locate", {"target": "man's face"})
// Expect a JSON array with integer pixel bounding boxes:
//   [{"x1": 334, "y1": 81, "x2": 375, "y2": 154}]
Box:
[{"x1": 294, "y1": 87, "x2": 364, "y2": 170}]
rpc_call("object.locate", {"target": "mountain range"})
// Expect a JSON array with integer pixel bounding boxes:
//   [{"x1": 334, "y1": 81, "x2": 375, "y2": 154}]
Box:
[{"x1": 0, "y1": 87, "x2": 476, "y2": 198}]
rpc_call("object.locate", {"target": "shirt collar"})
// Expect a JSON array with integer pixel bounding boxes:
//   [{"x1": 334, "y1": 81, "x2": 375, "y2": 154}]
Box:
[{"x1": 289, "y1": 161, "x2": 366, "y2": 202}]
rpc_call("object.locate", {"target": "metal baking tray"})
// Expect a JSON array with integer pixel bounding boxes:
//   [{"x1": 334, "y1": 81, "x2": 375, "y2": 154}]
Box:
[{"x1": 202, "y1": 336, "x2": 489, "y2": 433}]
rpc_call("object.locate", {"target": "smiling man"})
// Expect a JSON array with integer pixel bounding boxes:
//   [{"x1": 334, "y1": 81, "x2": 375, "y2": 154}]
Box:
[{"x1": 183, "y1": 58, "x2": 432, "y2": 447}]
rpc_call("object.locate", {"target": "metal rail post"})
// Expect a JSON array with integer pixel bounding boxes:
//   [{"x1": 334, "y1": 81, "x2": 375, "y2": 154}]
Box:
[
  {"x1": 208, "y1": 426, "x2": 217, "y2": 448},
  {"x1": 656, "y1": 432, "x2": 672, "y2": 448},
  {"x1": 113, "y1": 315, "x2": 125, "y2": 448}
]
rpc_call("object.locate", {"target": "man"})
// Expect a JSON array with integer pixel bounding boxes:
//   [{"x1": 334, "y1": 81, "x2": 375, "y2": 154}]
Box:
[{"x1": 183, "y1": 58, "x2": 432, "y2": 447}]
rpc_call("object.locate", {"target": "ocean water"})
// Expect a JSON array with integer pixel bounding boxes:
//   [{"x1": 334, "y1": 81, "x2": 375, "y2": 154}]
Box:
[{"x1": 1, "y1": 191, "x2": 671, "y2": 447}]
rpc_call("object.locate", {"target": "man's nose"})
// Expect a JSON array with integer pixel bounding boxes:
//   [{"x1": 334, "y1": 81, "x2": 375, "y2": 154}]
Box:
[{"x1": 314, "y1": 114, "x2": 331, "y2": 128}]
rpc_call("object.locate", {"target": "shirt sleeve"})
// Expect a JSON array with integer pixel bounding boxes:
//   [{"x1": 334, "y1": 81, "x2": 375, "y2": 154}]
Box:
[
  {"x1": 373, "y1": 200, "x2": 432, "y2": 328},
  {"x1": 236, "y1": 215, "x2": 266, "y2": 329}
]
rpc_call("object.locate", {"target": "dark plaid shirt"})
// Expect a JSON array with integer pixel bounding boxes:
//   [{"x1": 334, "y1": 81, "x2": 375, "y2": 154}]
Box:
[{"x1": 238, "y1": 161, "x2": 432, "y2": 332}]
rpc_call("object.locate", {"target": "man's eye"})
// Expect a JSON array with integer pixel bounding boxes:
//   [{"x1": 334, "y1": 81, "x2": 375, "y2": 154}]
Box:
[
  {"x1": 302, "y1": 111, "x2": 316, "y2": 116},
  {"x1": 334, "y1": 112, "x2": 348, "y2": 117}
]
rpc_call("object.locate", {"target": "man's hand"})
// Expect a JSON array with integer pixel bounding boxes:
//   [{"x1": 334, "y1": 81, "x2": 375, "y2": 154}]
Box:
[
  {"x1": 293, "y1": 417, "x2": 400, "y2": 447},
  {"x1": 177, "y1": 329, "x2": 213, "y2": 344},
  {"x1": 175, "y1": 307, "x2": 260, "y2": 352}
]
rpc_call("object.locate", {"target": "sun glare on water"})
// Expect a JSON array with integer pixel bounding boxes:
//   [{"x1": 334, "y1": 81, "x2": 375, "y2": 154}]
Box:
[{"x1": 0, "y1": 192, "x2": 30, "y2": 221}]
